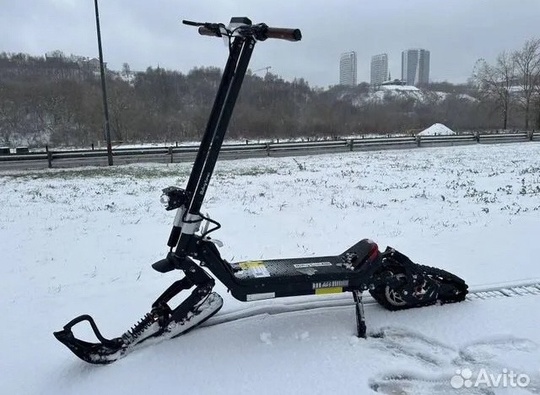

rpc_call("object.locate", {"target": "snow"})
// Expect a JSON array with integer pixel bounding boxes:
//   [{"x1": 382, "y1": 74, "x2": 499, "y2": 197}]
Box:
[
  {"x1": 418, "y1": 123, "x2": 456, "y2": 136},
  {"x1": 1, "y1": 142, "x2": 540, "y2": 394},
  {"x1": 380, "y1": 84, "x2": 420, "y2": 91},
  {"x1": 357, "y1": 87, "x2": 477, "y2": 107}
]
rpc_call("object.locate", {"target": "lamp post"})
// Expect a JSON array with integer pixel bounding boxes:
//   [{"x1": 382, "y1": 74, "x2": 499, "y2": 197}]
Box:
[{"x1": 93, "y1": 0, "x2": 113, "y2": 165}]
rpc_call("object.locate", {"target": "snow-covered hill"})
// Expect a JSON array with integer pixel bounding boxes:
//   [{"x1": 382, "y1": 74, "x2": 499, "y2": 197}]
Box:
[
  {"x1": 350, "y1": 84, "x2": 478, "y2": 106},
  {"x1": 1, "y1": 142, "x2": 540, "y2": 394}
]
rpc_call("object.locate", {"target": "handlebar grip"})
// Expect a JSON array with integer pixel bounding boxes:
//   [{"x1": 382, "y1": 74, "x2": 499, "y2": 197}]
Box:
[
  {"x1": 265, "y1": 27, "x2": 302, "y2": 42},
  {"x1": 198, "y1": 26, "x2": 220, "y2": 37},
  {"x1": 182, "y1": 20, "x2": 201, "y2": 27}
]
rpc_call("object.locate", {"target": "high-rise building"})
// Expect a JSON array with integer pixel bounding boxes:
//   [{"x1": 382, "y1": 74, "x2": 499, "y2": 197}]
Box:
[
  {"x1": 339, "y1": 51, "x2": 357, "y2": 86},
  {"x1": 401, "y1": 49, "x2": 430, "y2": 86},
  {"x1": 370, "y1": 53, "x2": 389, "y2": 86}
]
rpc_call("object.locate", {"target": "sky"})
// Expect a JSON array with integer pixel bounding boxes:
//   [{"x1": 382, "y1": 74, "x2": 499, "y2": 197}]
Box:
[{"x1": 2, "y1": 0, "x2": 540, "y2": 88}]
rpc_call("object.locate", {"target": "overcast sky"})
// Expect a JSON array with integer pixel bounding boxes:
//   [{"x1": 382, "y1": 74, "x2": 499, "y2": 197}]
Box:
[{"x1": 2, "y1": 0, "x2": 539, "y2": 87}]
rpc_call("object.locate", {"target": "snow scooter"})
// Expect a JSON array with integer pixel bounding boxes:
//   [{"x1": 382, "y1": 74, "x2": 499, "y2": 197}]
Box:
[{"x1": 54, "y1": 18, "x2": 468, "y2": 364}]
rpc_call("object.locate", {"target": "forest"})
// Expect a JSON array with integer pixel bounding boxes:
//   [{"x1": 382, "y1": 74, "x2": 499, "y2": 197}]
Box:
[{"x1": 0, "y1": 38, "x2": 539, "y2": 147}]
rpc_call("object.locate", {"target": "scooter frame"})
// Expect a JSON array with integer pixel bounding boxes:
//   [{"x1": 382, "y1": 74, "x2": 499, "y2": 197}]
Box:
[{"x1": 54, "y1": 19, "x2": 467, "y2": 362}]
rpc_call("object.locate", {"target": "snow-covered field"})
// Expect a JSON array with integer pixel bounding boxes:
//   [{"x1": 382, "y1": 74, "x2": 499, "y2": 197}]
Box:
[{"x1": 1, "y1": 142, "x2": 539, "y2": 394}]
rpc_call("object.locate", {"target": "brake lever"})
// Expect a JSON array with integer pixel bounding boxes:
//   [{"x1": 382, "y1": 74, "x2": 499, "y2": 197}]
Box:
[
  {"x1": 183, "y1": 20, "x2": 227, "y2": 38},
  {"x1": 182, "y1": 20, "x2": 204, "y2": 27}
]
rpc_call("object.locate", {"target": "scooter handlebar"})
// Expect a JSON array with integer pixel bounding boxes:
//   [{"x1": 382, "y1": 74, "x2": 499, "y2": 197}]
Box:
[{"x1": 196, "y1": 23, "x2": 302, "y2": 42}]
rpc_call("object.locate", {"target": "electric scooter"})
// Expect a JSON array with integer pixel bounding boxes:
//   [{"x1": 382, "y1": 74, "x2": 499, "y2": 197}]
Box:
[{"x1": 54, "y1": 17, "x2": 468, "y2": 364}]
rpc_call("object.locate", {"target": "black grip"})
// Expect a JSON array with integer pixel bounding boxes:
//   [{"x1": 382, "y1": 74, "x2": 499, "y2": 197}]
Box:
[
  {"x1": 265, "y1": 27, "x2": 302, "y2": 42},
  {"x1": 182, "y1": 20, "x2": 202, "y2": 27},
  {"x1": 198, "y1": 26, "x2": 220, "y2": 37}
]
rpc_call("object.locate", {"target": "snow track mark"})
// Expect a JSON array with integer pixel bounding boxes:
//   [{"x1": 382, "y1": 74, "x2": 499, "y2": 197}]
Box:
[
  {"x1": 370, "y1": 327, "x2": 457, "y2": 368},
  {"x1": 368, "y1": 328, "x2": 540, "y2": 394}
]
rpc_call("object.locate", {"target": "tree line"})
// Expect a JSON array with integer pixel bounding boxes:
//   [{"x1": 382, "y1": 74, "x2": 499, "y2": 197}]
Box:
[
  {"x1": 473, "y1": 38, "x2": 540, "y2": 130},
  {"x1": 0, "y1": 40, "x2": 539, "y2": 148}
]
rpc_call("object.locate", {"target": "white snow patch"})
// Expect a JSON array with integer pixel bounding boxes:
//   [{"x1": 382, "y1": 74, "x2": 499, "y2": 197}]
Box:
[
  {"x1": 260, "y1": 332, "x2": 273, "y2": 345},
  {"x1": 380, "y1": 84, "x2": 420, "y2": 91},
  {"x1": 295, "y1": 331, "x2": 310, "y2": 341},
  {"x1": 418, "y1": 123, "x2": 456, "y2": 136}
]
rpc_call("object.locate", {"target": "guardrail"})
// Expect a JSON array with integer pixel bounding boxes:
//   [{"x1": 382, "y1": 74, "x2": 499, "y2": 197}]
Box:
[{"x1": 0, "y1": 131, "x2": 538, "y2": 170}]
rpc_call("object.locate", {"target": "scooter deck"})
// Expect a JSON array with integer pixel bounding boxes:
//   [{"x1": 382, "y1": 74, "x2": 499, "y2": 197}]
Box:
[
  {"x1": 232, "y1": 255, "x2": 348, "y2": 281},
  {"x1": 224, "y1": 239, "x2": 378, "y2": 301}
]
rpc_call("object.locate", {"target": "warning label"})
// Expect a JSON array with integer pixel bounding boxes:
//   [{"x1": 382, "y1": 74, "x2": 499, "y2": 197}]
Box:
[{"x1": 293, "y1": 262, "x2": 332, "y2": 269}]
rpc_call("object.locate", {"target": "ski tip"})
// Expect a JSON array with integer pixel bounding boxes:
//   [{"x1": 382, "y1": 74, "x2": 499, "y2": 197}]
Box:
[{"x1": 53, "y1": 328, "x2": 70, "y2": 342}]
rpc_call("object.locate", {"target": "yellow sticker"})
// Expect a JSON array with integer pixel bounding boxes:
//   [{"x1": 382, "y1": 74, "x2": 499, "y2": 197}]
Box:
[
  {"x1": 239, "y1": 261, "x2": 264, "y2": 269},
  {"x1": 315, "y1": 287, "x2": 343, "y2": 295},
  {"x1": 238, "y1": 261, "x2": 270, "y2": 278}
]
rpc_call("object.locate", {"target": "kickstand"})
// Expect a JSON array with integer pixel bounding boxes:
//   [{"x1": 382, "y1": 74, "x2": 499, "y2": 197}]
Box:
[{"x1": 352, "y1": 290, "x2": 367, "y2": 338}]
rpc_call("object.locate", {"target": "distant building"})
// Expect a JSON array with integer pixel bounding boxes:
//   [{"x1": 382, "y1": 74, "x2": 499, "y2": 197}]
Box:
[
  {"x1": 339, "y1": 51, "x2": 357, "y2": 86},
  {"x1": 401, "y1": 49, "x2": 430, "y2": 86},
  {"x1": 381, "y1": 79, "x2": 407, "y2": 86},
  {"x1": 81, "y1": 58, "x2": 109, "y2": 73},
  {"x1": 370, "y1": 53, "x2": 388, "y2": 86}
]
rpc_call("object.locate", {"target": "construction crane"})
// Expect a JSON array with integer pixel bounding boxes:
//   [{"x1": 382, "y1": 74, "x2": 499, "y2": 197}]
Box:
[{"x1": 253, "y1": 66, "x2": 272, "y2": 75}]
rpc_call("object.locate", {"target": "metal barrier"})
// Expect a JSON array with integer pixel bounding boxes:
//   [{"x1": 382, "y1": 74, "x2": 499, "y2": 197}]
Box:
[
  {"x1": 0, "y1": 132, "x2": 538, "y2": 170},
  {"x1": 478, "y1": 132, "x2": 529, "y2": 144},
  {"x1": 417, "y1": 134, "x2": 476, "y2": 147},
  {"x1": 351, "y1": 136, "x2": 417, "y2": 151}
]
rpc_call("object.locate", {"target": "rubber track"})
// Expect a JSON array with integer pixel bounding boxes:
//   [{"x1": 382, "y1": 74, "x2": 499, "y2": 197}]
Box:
[{"x1": 202, "y1": 278, "x2": 540, "y2": 328}]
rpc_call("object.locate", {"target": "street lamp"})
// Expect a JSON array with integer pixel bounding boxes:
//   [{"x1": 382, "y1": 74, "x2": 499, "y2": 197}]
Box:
[{"x1": 93, "y1": 0, "x2": 113, "y2": 166}]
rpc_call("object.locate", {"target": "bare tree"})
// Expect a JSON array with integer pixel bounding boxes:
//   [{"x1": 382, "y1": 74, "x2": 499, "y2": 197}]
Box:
[
  {"x1": 513, "y1": 38, "x2": 540, "y2": 129},
  {"x1": 121, "y1": 63, "x2": 132, "y2": 80},
  {"x1": 473, "y1": 52, "x2": 517, "y2": 129}
]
